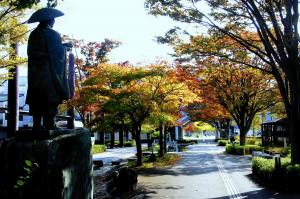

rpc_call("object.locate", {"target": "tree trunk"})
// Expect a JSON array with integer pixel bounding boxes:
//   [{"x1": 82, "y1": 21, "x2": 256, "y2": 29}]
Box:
[
  {"x1": 239, "y1": 131, "x2": 246, "y2": 146},
  {"x1": 238, "y1": 123, "x2": 251, "y2": 146},
  {"x1": 289, "y1": 69, "x2": 300, "y2": 164},
  {"x1": 99, "y1": 131, "x2": 105, "y2": 145},
  {"x1": 119, "y1": 124, "x2": 124, "y2": 147},
  {"x1": 110, "y1": 132, "x2": 115, "y2": 149},
  {"x1": 226, "y1": 119, "x2": 231, "y2": 139},
  {"x1": 135, "y1": 124, "x2": 143, "y2": 166},
  {"x1": 163, "y1": 127, "x2": 168, "y2": 153},
  {"x1": 94, "y1": 132, "x2": 100, "y2": 144},
  {"x1": 147, "y1": 133, "x2": 151, "y2": 149},
  {"x1": 159, "y1": 123, "x2": 164, "y2": 157},
  {"x1": 125, "y1": 129, "x2": 129, "y2": 141},
  {"x1": 289, "y1": 114, "x2": 300, "y2": 164}
]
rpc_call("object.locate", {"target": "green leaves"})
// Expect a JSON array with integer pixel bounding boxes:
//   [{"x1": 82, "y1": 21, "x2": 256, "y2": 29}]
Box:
[
  {"x1": 25, "y1": 159, "x2": 32, "y2": 167},
  {"x1": 14, "y1": 159, "x2": 36, "y2": 190}
]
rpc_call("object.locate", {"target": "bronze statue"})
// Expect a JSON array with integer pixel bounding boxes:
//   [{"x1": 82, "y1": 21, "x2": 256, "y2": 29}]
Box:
[{"x1": 26, "y1": 8, "x2": 71, "y2": 130}]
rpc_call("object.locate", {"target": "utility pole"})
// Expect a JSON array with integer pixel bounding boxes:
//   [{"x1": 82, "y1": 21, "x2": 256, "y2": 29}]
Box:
[{"x1": 7, "y1": 42, "x2": 19, "y2": 137}]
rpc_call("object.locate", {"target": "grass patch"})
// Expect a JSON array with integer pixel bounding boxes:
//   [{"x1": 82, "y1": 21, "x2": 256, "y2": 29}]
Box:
[
  {"x1": 128, "y1": 153, "x2": 181, "y2": 169},
  {"x1": 92, "y1": 144, "x2": 106, "y2": 154}
]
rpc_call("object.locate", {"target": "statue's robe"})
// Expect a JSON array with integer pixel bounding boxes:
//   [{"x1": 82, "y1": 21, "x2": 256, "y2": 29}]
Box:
[{"x1": 26, "y1": 23, "x2": 69, "y2": 115}]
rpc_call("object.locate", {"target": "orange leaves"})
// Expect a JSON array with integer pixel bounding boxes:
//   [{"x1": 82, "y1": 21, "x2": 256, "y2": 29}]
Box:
[{"x1": 71, "y1": 62, "x2": 197, "y2": 128}]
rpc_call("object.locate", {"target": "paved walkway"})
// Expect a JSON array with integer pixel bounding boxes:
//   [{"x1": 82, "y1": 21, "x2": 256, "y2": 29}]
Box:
[
  {"x1": 93, "y1": 146, "x2": 138, "y2": 165},
  {"x1": 134, "y1": 144, "x2": 300, "y2": 199}
]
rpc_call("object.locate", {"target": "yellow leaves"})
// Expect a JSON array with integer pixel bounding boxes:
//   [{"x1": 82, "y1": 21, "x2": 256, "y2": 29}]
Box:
[{"x1": 73, "y1": 63, "x2": 197, "y2": 125}]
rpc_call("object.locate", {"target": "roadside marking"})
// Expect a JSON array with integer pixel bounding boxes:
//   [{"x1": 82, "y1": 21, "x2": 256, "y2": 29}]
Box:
[{"x1": 214, "y1": 155, "x2": 243, "y2": 199}]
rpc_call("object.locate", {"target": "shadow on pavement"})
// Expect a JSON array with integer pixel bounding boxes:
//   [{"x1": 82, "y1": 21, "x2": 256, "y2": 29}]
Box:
[
  {"x1": 129, "y1": 182, "x2": 300, "y2": 199},
  {"x1": 138, "y1": 152, "x2": 252, "y2": 177},
  {"x1": 138, "y1": 152, "x2": 219, "y2": 176},
  {"x1": 132, "y1": 145, "x2": 300, "y2": 199},
  {"x1": 208, "y1": 188, "x2": 300, "y2": 199}
]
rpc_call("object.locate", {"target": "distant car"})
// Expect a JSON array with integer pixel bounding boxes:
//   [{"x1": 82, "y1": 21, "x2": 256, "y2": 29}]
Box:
[{"x1": 55, "y1": 120, "x2": 84, "y2": 128}]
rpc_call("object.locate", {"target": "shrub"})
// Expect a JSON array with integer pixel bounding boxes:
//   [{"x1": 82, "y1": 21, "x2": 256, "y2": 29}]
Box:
[
  {"x1": 234, "y1": 136, "x2": 262, "y2": 146},
  {"x1": 226, "y1": 144, "x2": 245, "y2": 155},
  {"x1": 226, "y1": 144, "x2": 262, "y2": 155},
  {"x1": 92, "y1": 145, "x2": 106, "y2": 154},
  {"x1": 264, "y1": 146, "x2": 291, "y2": 157},
  {"x1": 284, "y1": 164, "x2": 300, "y2": 191},
  {"x1": 244, "y1": 145, "x2": 262, "y2": 154},
  {"x1": 177, "y1": 139, "x2": 197, "y2": 145},
  {"x1": 252, "y1": 157, "x2": 274, "y2": 186},
  {"x1": 252, "y1": 157, "x2": 300, "y2": 191},
  {"x1": 218, "y1": 140, "x2": 228, "y2": 146},
  {"x1": 124, "y1": 140, "x2": 136, "y2": 147},
  {"x1": 246, "y1": 137, "x2": 262, "y2": 145}
]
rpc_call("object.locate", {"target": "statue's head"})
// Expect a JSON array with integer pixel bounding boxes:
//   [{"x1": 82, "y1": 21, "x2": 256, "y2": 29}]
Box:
[{"x1": 40, "y1": 18, "x2": 55, "y2": 28}]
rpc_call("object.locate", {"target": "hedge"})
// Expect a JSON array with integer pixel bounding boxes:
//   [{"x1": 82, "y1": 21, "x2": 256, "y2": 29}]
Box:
[
  {"x1": 233, "y1": 136, "x2": 262, "y2": 146},
  {"x1": 226, "y1": 144, "x2": 262, "y2": 155},
  {"x1": 263, "y1": 146, "x2": 291, "y2": 157},
  {"x1": 92, "y1": 144, "x2": 106, "y2": 154},
  {"x1": 177, "y1": 139, "x2": 197, "y2": 145},
  {"x1": 124, "y1": 140, "x2": 136, "y2": 147},
  {"x1": 252, "y1": 157, "x2": 300, "y2": 191},
  {"x1": 217, "y1": 140, "x2": 228, "y2": 146}
]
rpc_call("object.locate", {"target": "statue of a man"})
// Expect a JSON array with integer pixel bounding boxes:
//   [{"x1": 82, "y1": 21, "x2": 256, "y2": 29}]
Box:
[{"x1": 26, "y1": 13, "x2": 70, "y2": 130}]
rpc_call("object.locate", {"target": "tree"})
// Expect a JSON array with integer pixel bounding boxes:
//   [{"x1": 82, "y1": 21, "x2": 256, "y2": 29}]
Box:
[
  {"x1": 147, "y1": 110, "x2": 178, "y2": 156},
  {"x1": 145, "y1": 0, "x2": 300, "y2": 164},
  {"x1": 176, "y1": 64, "x2": 232, "y2": 138},
  {"x1": 64, "y1": 37, "x2": 121, "y2": 129},
  {"x1": 0, "y1": 0, "x2": 60, "y2": 73},
  {"x1": 77, "y1": 63, "x2": 195, "y2": 165},
  {"x1": 0, "y1": 0, "x2": 35, "y2": 81},
  {"x1": 62, "y1": 35, "x2": 121, "y2": 86},
  {"x1": 204, "y1": 63, "x2": 279, "y2": 145}
]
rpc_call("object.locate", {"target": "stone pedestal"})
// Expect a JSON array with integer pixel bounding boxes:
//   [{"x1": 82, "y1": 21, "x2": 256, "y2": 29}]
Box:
[{"x1": 0, "y1": 128, "x2": 93, "y2": 199}]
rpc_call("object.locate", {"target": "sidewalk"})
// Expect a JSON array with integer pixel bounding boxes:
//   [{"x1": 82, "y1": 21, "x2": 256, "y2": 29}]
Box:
[
  {"x1": 133, "y1": 144, "x2": 300, "y2": 199},
  {"x1": 93, "y1": 144, "x2": 147, "y2": 165},
  {"x1": 93, "y1": 147, "x2": 136, "y2": 165}
]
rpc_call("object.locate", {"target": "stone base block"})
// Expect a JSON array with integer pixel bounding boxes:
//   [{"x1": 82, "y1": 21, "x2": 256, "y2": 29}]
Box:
[{"x1": 0, "y1": 128, "x2": 93, "y2": 199}]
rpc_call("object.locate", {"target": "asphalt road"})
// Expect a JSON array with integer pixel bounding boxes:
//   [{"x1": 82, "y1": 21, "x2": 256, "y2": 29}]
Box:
[{"x1": 133, "y1": 144, "x2": 300, "y2": 199}]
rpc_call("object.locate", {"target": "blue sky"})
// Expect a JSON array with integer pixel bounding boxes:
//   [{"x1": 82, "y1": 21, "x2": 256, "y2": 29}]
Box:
[{"x1": 26, "y1": 0, "x2": 197, "y2": 65}]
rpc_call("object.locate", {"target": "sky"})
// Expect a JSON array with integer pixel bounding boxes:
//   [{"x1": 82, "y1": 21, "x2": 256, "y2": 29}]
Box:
[{"x1": 22, "y1": 0, "x2": 198, "y2": 65}]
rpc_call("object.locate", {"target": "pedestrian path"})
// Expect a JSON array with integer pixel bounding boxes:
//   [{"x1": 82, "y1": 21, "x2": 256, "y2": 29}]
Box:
[
  {"x1": 93, "y1": 146, "x2": 137, "y2": 165},
  {"x1": 214, "y1": 155, "x2": 242, "y2": 199},
  {"x1": 135, "y1": 144, "x2": 300, "y2": 199}
]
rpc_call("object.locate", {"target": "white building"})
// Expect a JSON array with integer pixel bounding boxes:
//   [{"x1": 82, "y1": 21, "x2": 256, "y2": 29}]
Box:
[{"x1": 0, "y1": 72, "x2": 33, "y2": 127}]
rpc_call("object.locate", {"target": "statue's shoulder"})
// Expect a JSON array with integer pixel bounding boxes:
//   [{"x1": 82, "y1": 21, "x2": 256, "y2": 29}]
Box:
[
  {"x1": 44, "y1": 27, "x2": 60, "y2": 36},
  {"x1": 43, "y1": 27, "x2": 62, "y2": 42}
]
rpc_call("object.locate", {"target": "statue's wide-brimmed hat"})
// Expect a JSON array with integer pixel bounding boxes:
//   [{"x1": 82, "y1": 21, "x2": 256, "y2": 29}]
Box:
[{"x1": 27, "y1": 8, "x2": 64, "y2": 23}]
